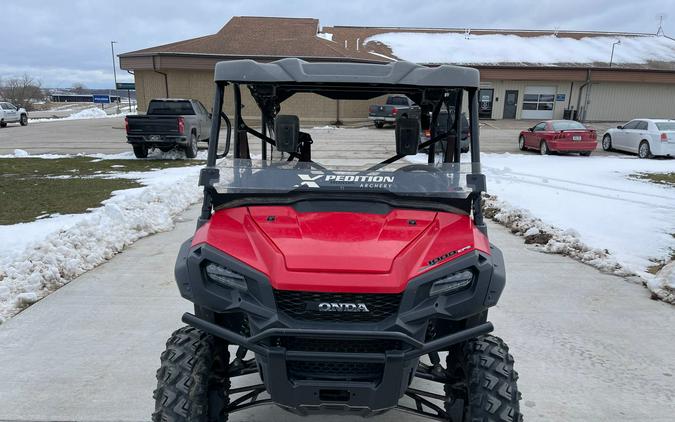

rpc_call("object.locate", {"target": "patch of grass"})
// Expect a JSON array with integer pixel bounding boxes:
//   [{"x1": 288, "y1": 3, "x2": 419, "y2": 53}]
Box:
[
  {"x1": 0, "y1": 157, "x2": 203, "y2": 225},
  {"x1": 633, "y1": 172, "x2": 675, "y2": 187},
  {"x1": 0, "y1": 177, "x2": 142, "y2": 225},
  {"x1": 1, "y1": 156, "x2": 202, "y2": 178}
]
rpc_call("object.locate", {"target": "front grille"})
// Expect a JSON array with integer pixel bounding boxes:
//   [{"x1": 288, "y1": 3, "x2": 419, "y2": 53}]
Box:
[
  {"x1": 281, "y1": 337, "x2": 402, "y2": 382},
  {"x1": 287, "y1": 360, "x2": 383, "y2": 381},
  {"x1": 274, "y1": 290, "x2": 402, "y2": 323}
]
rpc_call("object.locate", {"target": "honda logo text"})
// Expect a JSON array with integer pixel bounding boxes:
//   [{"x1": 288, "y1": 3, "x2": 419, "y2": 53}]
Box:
[{"x1": 312, "y1": 302, "x2": 370, "y2": 312}]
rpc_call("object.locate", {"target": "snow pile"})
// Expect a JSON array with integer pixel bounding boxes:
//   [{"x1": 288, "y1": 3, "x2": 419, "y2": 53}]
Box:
[
  {"x1": 66, "y1": 107, "x2": 108, "y2": 119},
  {"x1": 482, "y1": 193, "x2": 628, "y2": 275},
  {"x1": 0, "y1": 163, "x2": 203, "y2": 322},
  {"x1": 646, "y1": 262, "x2": 675, "y2": 303},
  {"x1": 366, "y1": 32, "x2": 675, "y2": 65},
  {"x1": 29, "y1": 107, "x2": 130, "y2": 123},
  {"x1": 407, "y1": 152, "x2": 675, "y2": 303},
  {"x1": 89, "y1": 149, "x2": 208, "y2": 161}
]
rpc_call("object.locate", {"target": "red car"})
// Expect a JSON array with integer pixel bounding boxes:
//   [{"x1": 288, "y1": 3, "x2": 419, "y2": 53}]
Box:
[{"x1": 519, "y1": 120, "x2": 597, "y2": 156}]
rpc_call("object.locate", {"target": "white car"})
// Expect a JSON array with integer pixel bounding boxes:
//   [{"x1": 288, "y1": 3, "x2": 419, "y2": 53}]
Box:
[
  {"x1": 602, "y1": 118, "x2": 675, "y2": 158},
  {"x1": 0, "y1": 102, "x2": 28, "y2": 127}
]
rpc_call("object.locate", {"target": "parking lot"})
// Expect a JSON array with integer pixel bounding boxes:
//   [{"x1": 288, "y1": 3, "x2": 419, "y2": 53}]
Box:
[{"x1": 1, "y1": 116, "x2": 625, "y2": 156}]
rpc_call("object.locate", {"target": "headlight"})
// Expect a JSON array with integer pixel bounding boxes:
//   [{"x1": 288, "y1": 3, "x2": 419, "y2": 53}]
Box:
[
  {"x1": 205, "y1": 262, "x2": 248, "y2": 291},
  {"x1": 429, "y1": 270, "x2": 473, "y2": 296}
]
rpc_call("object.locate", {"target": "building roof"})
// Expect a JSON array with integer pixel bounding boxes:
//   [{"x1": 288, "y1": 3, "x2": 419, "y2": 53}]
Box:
[
  {"x1": 346, "y1": 28, "x2": 675, "y2": 70},
  {"x1": 120, "y1": 16, "x2": 675, "y2": 72},
  {"x1": 120, "y1": 16, "x2": 385, "y2": 63}
]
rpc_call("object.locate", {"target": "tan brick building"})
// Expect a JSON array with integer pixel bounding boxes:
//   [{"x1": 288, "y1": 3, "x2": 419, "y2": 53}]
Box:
[{"x1": 120, "y1": 16, "x2": 675, "y2": 123}]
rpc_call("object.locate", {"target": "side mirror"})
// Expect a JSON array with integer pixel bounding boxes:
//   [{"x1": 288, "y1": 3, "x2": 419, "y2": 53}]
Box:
[
  {"x1": 617, "y1": 125, "x2": 623, "y2": 129},
  {"x1": 275, "y1": 115, "x2": 300, "y2": 153},
  {"x1": 208, "y1": 113, "x2": 212, "y2": 119},
  {"x1": 395, "y1": 115, "x2": 420, "y2": 155},
  {"x1": 528, "y1": 127, "x2": 534, "y2": 132}
]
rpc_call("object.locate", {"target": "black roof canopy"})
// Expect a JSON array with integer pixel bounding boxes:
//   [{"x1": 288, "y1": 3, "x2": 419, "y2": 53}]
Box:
[{"x1": 214, "y1": 58, "x2": 480, "y2": 93}]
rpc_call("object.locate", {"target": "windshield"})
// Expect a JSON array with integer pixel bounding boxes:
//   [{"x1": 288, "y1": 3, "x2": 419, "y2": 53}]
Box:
[
  {"x1": 213, "y1": 159, "x2": 478, "y2": 199},
  {"x1": 552, "y1": 121, "x2": 586, "y2": 130},
  {"x1": 147, "y1": 100, "x2": 195, "y2": 115},
  {"x1": 655, "y1": 122, "x2": 675, "y2": 131}
]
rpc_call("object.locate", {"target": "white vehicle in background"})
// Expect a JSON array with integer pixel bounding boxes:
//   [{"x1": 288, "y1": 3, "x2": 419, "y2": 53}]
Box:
[
  {"x1": 0, "y1": 102, "x2": 28, "y2": 127},
  {"x1": 602, "y1": 119, "x2": 675, "y2": 158}
]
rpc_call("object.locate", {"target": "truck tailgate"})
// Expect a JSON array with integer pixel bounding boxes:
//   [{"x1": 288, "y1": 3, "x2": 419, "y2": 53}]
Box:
[
  {"x1": 126, "y1": 116, "x2": 181, "y2": 135},
  {"x1": 369, "y1": 105, "x2": 396, "y2": 118}
]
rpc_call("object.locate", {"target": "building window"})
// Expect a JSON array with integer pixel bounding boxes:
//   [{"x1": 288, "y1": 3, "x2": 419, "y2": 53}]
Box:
[{"x1": 523, "y1": 94, "x2": 554, "y2": 112}]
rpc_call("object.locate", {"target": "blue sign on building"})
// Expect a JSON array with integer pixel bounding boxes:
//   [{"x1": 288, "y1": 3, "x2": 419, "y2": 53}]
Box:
[
  {"x1": 93, "y1": 95, "x2": 111, "y2": 104},
  {"x1": 555, "y1": 94, "x2": 566, "y2": 102}
]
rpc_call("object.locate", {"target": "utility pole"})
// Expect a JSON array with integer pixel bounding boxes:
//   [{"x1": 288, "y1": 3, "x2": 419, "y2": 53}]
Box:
[
  {"x1": 609, "y1": 40, "x2": 621, "y2": 68},
  {"x1": 111, "y1": 41, "x2": 119, "y2": 113}
]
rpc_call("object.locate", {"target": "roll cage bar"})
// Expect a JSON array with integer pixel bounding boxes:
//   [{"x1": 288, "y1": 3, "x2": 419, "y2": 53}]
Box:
[{"x1": 199, "y1": 59, "x2": 486, "y2": 233}]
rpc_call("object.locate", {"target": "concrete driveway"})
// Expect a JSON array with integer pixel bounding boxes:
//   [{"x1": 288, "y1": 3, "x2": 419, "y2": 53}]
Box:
[
  {"x1": 1, "y1": 122, "x2": 671, "y2": 421},
  {"x1": 1, "y1": 205, "x2": 673, "y2": 421}
]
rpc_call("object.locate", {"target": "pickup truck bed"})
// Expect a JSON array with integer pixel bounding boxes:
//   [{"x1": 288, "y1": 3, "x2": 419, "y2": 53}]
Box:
[{"x1": 368, "y1": 95, "x2": 420, "y2": 128}]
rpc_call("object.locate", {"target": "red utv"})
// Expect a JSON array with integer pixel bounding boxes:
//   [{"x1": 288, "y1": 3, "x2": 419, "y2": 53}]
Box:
[
  {"x1": 153, "y1": 59, "x2": 522, "y2": 422},
  {"x1": 519, "y1": 119, "x2": 597, "y2": 156}
]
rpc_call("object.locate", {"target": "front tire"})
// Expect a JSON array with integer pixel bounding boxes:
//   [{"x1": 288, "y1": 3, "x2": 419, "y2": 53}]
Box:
[
  {"x1": 445, "y1": 335, "x2": 522, "y2": 422},
  {"x1": 0, "y1": 121, "x2": 6, "y2": 128},
  {"x1": 185, "y1": 133, "x2": 198, "y2": 158},
  {"x1": 602, "y1": 134, "x2": 612, "y2": 151},
  {"x1": 133, "y1": 144, "x2": 148, "y2": 158},
  {"x1": 374, "y1": 121, "x2": 384, "y2": 129},
  {"x1": 20, "y1": 114, "x2": 28, "y2": 126},
  {"x1": 153, "y1": 326, "x2": 230, "y2": 422},
  {"x1": 638, "y1": 141, "x2": 651, "y2": 159},
  {"x1": 518, "y1": 136, "x2": 526, "y2": 151}
]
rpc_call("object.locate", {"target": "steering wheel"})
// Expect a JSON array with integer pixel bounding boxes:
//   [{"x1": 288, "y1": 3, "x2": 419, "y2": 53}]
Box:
[
  {"x1": 392, "y1": 164, "x2": 448, "y2": 193},
  {"x1": 395, "y1": 164, "x2": 443, "y2": 174}
]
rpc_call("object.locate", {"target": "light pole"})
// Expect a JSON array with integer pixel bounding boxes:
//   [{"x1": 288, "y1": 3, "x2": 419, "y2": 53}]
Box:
[
  {"x1": 609, "y1": 39, "x2": 621, "y2": 68},
  {"x1": 110, "y1": 41, "x2": 119, "y2": 112}
]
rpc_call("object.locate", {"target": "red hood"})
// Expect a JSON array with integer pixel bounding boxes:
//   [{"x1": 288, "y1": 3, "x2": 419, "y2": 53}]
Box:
[
  {"x1": 248, "y1": 207, "x2": 434, "y2": 273},
  {"x1": 193, "y1": 206, "x2": 490, "y2": 293}
]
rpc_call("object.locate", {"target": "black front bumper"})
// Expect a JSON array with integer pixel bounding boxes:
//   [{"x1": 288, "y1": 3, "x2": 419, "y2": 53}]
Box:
[{"x1": 175, "y1": 240, "x2": 505, "y2": 415}]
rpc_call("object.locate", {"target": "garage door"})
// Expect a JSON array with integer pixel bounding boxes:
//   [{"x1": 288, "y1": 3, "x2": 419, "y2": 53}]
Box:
[{"x1": 521, "y1": 86, "x2": 556, "y2": 119}]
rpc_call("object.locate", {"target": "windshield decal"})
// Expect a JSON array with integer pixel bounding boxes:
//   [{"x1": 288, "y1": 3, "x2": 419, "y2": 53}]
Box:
[
  {"x1": 296, "y1": 173, "x2": 395, "y2": 190},
  {"x1": 297, "y1": 174, "x2": 323, "y2": 188}
]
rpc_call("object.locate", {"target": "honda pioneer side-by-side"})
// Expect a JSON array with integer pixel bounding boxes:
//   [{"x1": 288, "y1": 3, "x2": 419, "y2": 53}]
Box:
[{"x1": 153, "y1": 59, "x2": 522, "y2": 422}]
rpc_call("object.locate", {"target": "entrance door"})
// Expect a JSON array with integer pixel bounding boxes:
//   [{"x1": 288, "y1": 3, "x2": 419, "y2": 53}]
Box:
[
  {"x1": 478, "y1": 89, "x2": 494, "y2": 119},
  {"x1": 503, "y1": 90, "x2": 518, "y2": 119}
]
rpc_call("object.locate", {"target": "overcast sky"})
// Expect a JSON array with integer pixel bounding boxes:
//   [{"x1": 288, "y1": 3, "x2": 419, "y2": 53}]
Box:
[{"x1": 3, "y1": 0, "x2": 674, "y2": 88}]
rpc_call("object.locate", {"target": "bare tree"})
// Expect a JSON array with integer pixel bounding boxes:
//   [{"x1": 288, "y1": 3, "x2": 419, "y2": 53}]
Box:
[
  {"x1": 71, "y1": 82, "x2": 88, "y2": 94},
  {"x1": 0, "y1": 74, "x2": 44, "y2": 110}
]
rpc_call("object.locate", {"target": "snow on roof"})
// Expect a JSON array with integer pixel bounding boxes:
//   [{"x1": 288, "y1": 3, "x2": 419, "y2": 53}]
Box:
[
  {"x1": 317, "y1": 32, "x2": 334, "y2": 42},
  {"x1": 365, "y1": 32, "x2": 675, "y2": 67}
]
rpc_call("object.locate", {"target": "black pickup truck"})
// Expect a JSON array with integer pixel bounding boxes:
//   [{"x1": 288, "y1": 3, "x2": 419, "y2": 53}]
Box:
[
  {"x1": 125, "y1": 99, "x2": 211, "y2": 158},
  {"x1": 368, "y1": 95, "x2": 421, "y2": 128}
]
